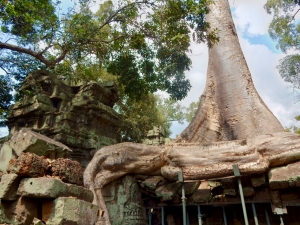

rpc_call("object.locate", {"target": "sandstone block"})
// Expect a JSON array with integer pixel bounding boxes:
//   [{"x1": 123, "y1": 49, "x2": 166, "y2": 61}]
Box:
[
  {"x1": 155, "y1": 182, "x2": 181, "y2": 201},
  {"x1": 183, "y1": 182, "x2": 200, "y2": 195},
  {"x1": 50, "y1": 158, "x2": 83, "y2": 185},
  {"x1": 17, "y1": 177, "x2": 93, "y2": 202},
  {"x1": 42, "y1": 197, "x2": 99, "y2": 225},
  {"x1": 142, "y1": 176, "x2": 164, "y2": 190},
  {"x1": 224, "y1": 189, "x2": 236, "y2": 196},
  {"x1": 269, "y1": 161, "x2": 300, "y2": 189},
  {"x1": 8, "y1": 128, "x2": 72, "y2": 157},
  {"x1": 192, "y1": 181, "x2": 212, "y2": 203},
  {"x1": 33, "y1": 218, "x2": 45, "y2": 225},
  {"x1": 0, "y1": 174, "x2": 21, "y2": 200},
  {"x1": 7, "y1": 152, "x2": 49, "y2": 177},
  {"x1": 251, "y1": 174, "x2": 266, "y2": 187},
  {"x1": 0, "y1": 196, "x2": 38, "y2": 225},
  {"x1": 0, "y1": 143, "x2": 15, "y2": 173},
  {"x1": 240, "y1": 186, "x2": 254, "y2": 197}
]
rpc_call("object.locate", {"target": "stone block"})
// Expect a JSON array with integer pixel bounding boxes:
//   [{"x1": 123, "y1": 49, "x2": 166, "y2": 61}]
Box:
[
  {"x1": 0, "y1": 143, "x2": 15, "y2": 173},
  {"x1": 183, "y1": 182, "x2": 200, "y2": 195},
  {"x1": 0, "y1": 196, "x2": 38, "y2": 225},
  {"x1": 155, "y1": 182, "x2": 181, "y2": 201},
  {"x1": 17, "y1": 177, "x2": 93, "y2": 202},
  {"x1": 0, "y1": 174, "x2": 21, "y2": 200},
  {"x1": 270, "y1": 190, "x2": 282, "y2": 207},
  {"x1": 42, "y1": 197, "x2": 99, "y2": 225},
  {"x1": 50, "y1": 158, "x2": 83, "y2": 185},
  {"x1": 221, "y1": 178, "x2": 235, "y2": 189},
  {"x1": 8, "y1": 128, "x2": 72, "y2": 157},
  {"x1": 142, "y1": 176, "x2": 164, "y2": 190},
  {"x1": 251, "y1": 174, "x2": 266, "y2": 187},
  {"x1": 224, "y1": 188, "x2": 236, "y2": 196},
  {"x1": 33, "y1": 218, "x2": 45, "y2": 225},
  {"x1": 240, "y1": 186, "x2": 255, "y2": 197},
  {"x1": 7, "y1": 152, "x2": 49, "y2": 177},
  {"x1": 192, "y1": 181, "x2": 212, "y2": 203},
  {"x1": 269, "y1": 161, "x2": 300, "y2": 189}
]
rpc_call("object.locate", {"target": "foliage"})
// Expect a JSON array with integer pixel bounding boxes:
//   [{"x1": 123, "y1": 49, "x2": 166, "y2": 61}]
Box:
[
  {"x1": 265, "y1": 0, "x2": 300, "y2": 91},
  {"x1": 117, "y1": 94, "x2": 186, "y2": 142},
  {"x1": 0, "y1": 75, "x2": 13, "y2": 126},
  {"x1": 0, "y1": 0, "x2": 218, "y2": 102},
  {"x1": 185, "y1": 100, "x2": 199, "y2": 122}
]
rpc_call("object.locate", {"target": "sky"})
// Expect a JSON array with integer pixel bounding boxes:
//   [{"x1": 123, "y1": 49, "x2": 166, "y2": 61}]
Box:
[
  {"x1": 170, "y1": 0, "x2": 300, "y2": 137},
  {"x1": 1, "y1": 0, "x2": 300, "y2": 138}
]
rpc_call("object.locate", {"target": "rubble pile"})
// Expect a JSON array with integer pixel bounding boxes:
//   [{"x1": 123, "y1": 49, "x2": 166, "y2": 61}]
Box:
[{"x1": 0, "y1": 129, "x2": 99, "y2": 225}]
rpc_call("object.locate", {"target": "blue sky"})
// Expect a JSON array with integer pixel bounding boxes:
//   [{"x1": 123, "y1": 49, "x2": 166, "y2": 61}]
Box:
[{"x1": 170, "y1": 0, "x2": 300, "y2": 138}]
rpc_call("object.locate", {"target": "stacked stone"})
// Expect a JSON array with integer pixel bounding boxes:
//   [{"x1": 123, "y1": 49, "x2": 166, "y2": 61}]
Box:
[
  {"x1": 143, "y1": 126, "x2": 170, "y2": 145},
  {"x1": 6, "y1": 70, "x2": 121, "y2": 167},
  {"x1": 0, "y1": 129, "x2": 99, "y2": 225},
  {"x1": 135, "y1": 169, "x2": 300, "y2": 207}
]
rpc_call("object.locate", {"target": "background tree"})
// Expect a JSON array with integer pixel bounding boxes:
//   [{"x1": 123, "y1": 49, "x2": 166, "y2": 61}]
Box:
[{"x1": 265, "y1": 0, "x2": 300, "y2": 94}]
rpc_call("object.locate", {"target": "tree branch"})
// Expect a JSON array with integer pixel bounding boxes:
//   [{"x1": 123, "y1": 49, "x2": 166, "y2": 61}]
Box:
[{"x1": 0, "y1": 42, "x2": 68, "y2": 68}]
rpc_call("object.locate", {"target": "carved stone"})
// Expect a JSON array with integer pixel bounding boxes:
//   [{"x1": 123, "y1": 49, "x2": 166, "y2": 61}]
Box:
[{"x1": 7, "y1": 70, "x2": 121, "y2": 167}]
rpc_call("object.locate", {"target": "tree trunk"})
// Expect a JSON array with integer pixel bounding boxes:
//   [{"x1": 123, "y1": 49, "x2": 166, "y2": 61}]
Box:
[{"x1": 177, "y1": 0, "x2": 283, "y2": 143}]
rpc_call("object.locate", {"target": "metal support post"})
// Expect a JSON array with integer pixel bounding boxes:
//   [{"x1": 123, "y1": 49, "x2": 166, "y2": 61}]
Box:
[
  {"x1": 233, "y1": 165, "x2": 249, "y2": 225},
  {"x1": 178, "y1": 171, "x2": 187, "y2": 225},
  {"x1": 148, "y1": 209, "x2": 152, "y2": 225},
  {"x1": 222, "y1": 206, "x2": 228, "y2": 225},
  {"x1": 187, "y1": 210, "x2": 190, "y2": 225},
  {"x1": 279, "y1": 215, "x2": 284, "y2": 225},
  {"x1": 264, "y1": 209, "x2": 270, "y2": 225},
  {"x1": 197, "y1": 206, "x2": 203, "y2": 225},
  {"x1": 161, "y1": 206, "x2": 165, "y2": 225},
  {"x1": 251, "y1": 203, "x2": 259, "y2": 225}
]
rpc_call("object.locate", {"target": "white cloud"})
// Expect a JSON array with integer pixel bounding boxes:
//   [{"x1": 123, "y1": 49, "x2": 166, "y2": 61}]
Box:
[
  {"x1": 229, "y1": 0, "x2": 272, "y2": 36},
  {"x1": 171, "y1": 0, "x2": 300, "y2": 138}
]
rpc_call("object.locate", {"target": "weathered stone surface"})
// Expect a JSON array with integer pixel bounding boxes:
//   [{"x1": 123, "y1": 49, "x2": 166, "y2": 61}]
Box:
[
  {"x1": 0, "y1": 143, "x2": 15, "y2": 173},
  {"x1": 84, "y1": 132, "x2": 300, "y2": 225},
  {"x1": 270, "y1": 190, "x2": 282, "y2": 207},
  {"x1": 17, "y1": 178, "x2": 93, "y2": 202},
  {"x1": 32, "y1": 218, "x2": 45, "y2": 225},
  {"x1": 7, "y1": 152, "x2": 49, "y2": 178},
  {"x1": 0, "y1": 174, "x2": 20, "y2": 200},
  {"x1": 224, "y1": 189, "x2": 236, "y2": 196},
  {"x1": 240, "y1": 186, "x2": 255, "y2": 197},
  {"x1": 183, "y1": 182, "x2": 200, "y2": 195},
  {"x1": 221, "y1": 179, "x2": 235, "y2": 189},
  {"x1": 42, "y1": 197, "x2": 98, "y2": 225},
  {"x1": 50, "y1": 158, "x2": 83, "y2": 185},
  {"x1": 269, "y1": 161, "x2": 300, "y2": 189},
  {"x1": 7, "y1": 128, "x2": 71, "y2": 157},
  {"x1": 142, "y1": 176, "x2": 164, "y2": 190},
  {"x1": 192, "y1": 181, "x2": 212, "y2": 203},
  {"x1": 101, "y1": 176, "x2": 147, "y2": 225},
  {"x1": 155, "y1": 182, "x2": 181, "y2": 201},
  {"x1": 251, "y1": 174, "x2": 266, "y2": 187},
  {"x1": 7, "y1": 70, "x2": 121, "y2": 167},
  {"x1": 0, "y1": 196, "x2": 38, "y2": 225}
]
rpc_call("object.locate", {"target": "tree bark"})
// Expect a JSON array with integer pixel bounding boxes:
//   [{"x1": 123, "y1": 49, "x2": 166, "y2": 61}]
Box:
[{"x1": 177, "y1": 0, "x2": 284, "y2": 143}]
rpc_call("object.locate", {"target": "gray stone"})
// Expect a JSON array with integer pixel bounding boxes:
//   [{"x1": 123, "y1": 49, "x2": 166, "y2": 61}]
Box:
[
  {"x1": 183, "y1": 182, "x2": 200, "y2": 195},
  {"x1": 192, "y1": 181, "x2": 212, "y2": 203},
  {"x1": 42, "y1": 197, "x2": 98, "y2": 225},
  {"x1": 155, "y1": 182, "x2": 181, "y2": 201},
  {"x1": 269, "y1": 161, "x2": 300, "y2": 189},
  {"x1": 240, "y1": 186, "x2": 255, "y2": 197},
  {"x1": 251, "y1": 174, "x2": 266, "y2": 187},
  {"x1": 0, "y1": 196, "x2": 38, "y2": 225},
  {"x1": 0, "y1": 174, "x2": 20, "y2": 200},
  {"x1": 17, "y1": 177, "x2": 93, "y2": 202},
  {"x1": 8, "y1": 128, "x2": 72, "y2": 157},
  {"x1": 142, "y1": 176, "x2": 164, "y2": 190},
  {"x1": 0, "y1": 143, "x2": 15, "y2": 173},
  {"x1": 224, "y1": 188, "x2": 236, "y2": 196},
  {"x1": 101, "y1": 175, "x2": 147, "y2": 225},
  {"x1": 33, "y1": 218, "x2": 45, "y2": 225}
]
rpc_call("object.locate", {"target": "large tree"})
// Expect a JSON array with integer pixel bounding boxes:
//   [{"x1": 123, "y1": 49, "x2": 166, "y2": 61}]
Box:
[{"x1": 84, "y1": 1, "x2": 293, "y2": 225}]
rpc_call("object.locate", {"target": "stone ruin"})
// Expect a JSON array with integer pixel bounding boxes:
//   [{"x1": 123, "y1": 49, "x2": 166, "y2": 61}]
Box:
[
  {"x1": 1, "y1": 71, "x2": 300, "y2": 225},
  {"x1": 6, "y1": 70, "x2": 121, "y2": 167}
]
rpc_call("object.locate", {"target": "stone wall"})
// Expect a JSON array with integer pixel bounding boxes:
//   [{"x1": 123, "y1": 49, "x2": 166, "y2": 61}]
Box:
[
  {"x1": 6, "y1": 70, "x2": 121, "y2": 167},
  {"x1": 0, "y1": 129, "x2": 99, "y2": 225}
]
